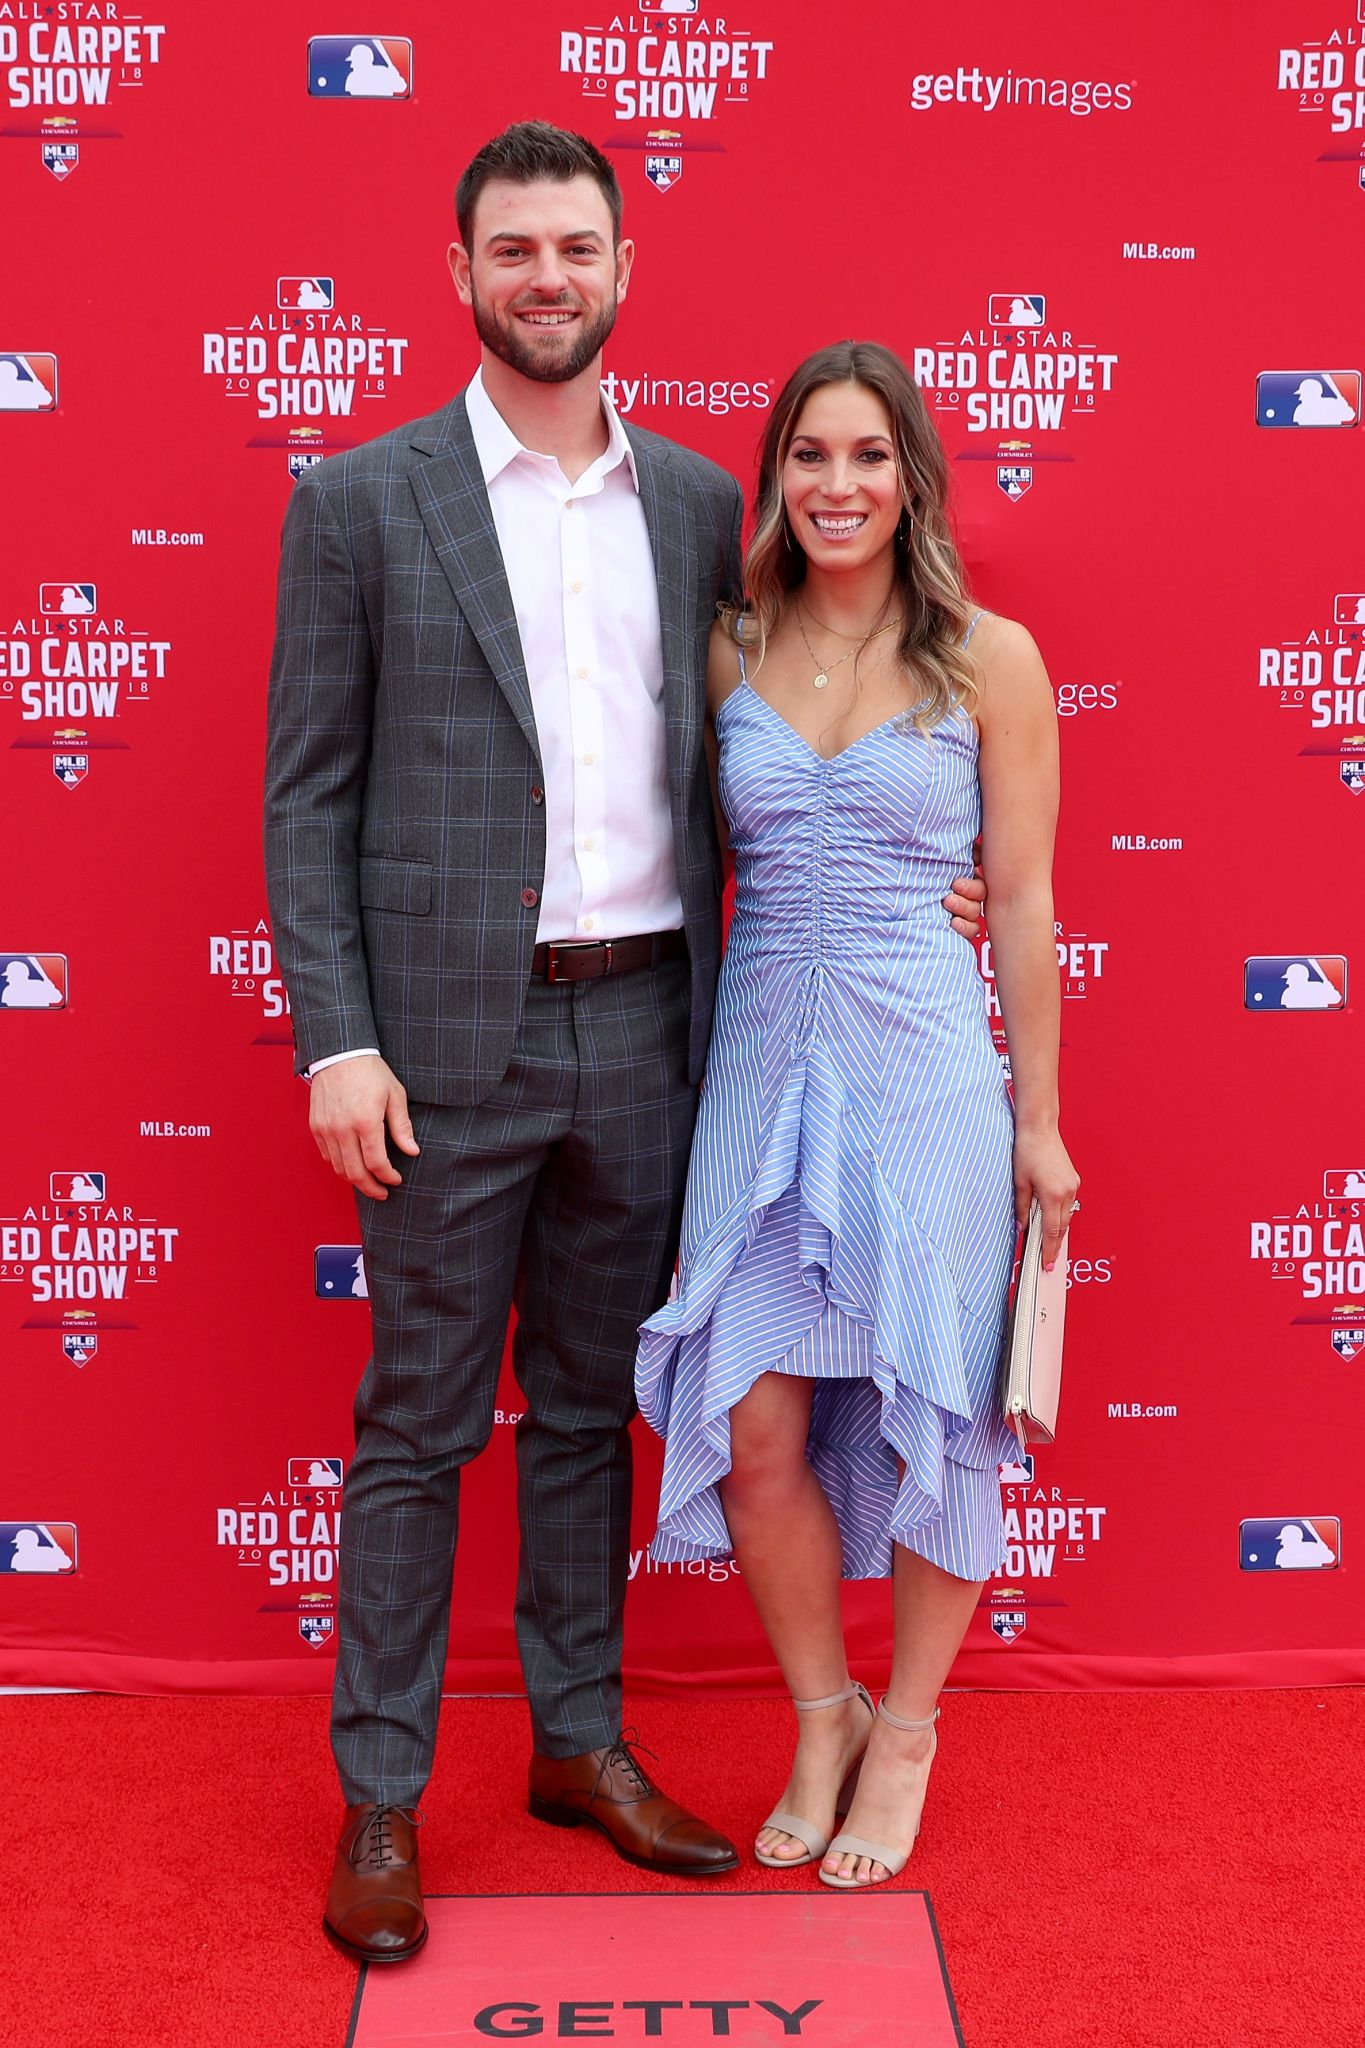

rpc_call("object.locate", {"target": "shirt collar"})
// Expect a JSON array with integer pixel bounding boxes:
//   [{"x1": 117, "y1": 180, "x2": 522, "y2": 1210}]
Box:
[{"x1": 463, "y1": 366, "x2": 639, "y2": 493}]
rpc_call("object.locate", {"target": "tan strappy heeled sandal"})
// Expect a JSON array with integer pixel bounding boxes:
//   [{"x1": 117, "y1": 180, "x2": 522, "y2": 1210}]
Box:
[
  {"x1": 817, "y1": 1698, "x2": 940, "y2": 1889},
  {"x1": 754, "y1": 1680, "x2": 875, "y2": 1869}
]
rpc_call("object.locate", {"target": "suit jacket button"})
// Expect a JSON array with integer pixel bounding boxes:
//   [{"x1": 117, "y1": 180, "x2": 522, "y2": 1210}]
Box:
[
  {"x1": 530, "y1": 786, "x2": 544, "y2": 805},
  {"x1": 521, "y1": 887, "x2": 539, "y2": 908}
]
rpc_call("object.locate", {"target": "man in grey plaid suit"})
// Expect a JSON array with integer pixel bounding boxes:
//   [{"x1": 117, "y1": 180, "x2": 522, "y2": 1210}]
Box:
[
  {"x1": 266, "y1": 121, "x2": 983, "y2": 1964},
  {"x1": 264, "y1": 122, "x2": 746, "y2": 1965}
]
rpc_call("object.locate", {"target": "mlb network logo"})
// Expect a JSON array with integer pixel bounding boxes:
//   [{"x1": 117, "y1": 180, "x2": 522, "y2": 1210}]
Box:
[
  {"x1": 1239, "y1": 1517, "x2": 1340, "y2": 1571},
  {"x1": 0, "y1": 1523, "x2": 77, "y2": 1573},
  {"x1": 314, "y1": 1245, "x2": 367, "y2": 1297},
  {"x1": 307, "y1": 37, "x2": 412, "y2": 97},
  {"x1": 1255, "y1": 371, "x2": 1359, "y2": 428},
  {"x1": 989, "y1": 294, "x2": 1046, "y2": 328},
  {"x1": 0, "y1": 353, "x2": 58, "y2": 412},
  {"x1": 288, "y1": 1457, "x2": 344, "y2": 1488},
  {"x1": 0, "y1": 954, "x2": 68, "y2": 1009},
  {"x1": 1243, "y1": 955, "x2": 1347, "y2": 1011},
  {"x1": 277, "y1": 277, "x2": 335, "y2": 310}
]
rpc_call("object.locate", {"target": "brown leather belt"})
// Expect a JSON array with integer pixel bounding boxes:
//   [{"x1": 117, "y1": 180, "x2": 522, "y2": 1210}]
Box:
[{"x1": 530, "y1": 929, "x2": 687, "y2": 983}]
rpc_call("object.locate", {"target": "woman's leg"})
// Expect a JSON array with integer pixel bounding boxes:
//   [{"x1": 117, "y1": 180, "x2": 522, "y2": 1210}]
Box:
[
  {"x1": 821, "y1": 1542, "x2": 982, "y2": 1883},
  {"x1": 720, "y1": 1371, "x2": 869, "y2": 1859}
]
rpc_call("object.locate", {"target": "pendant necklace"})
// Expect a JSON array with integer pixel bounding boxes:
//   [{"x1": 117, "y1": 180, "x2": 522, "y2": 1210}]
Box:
[{"x1": 794, "y1": 602, "x2": 902, "y2": 690}]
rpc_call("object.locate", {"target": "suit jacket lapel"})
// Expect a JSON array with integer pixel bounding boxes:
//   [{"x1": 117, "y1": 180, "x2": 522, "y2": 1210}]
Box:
[
  {"x1": 408, "y1": 398, "x2": 541, "y2": 763},
  {"x1": 630, "y1": 431, "x2": 698, "y2": 813}
]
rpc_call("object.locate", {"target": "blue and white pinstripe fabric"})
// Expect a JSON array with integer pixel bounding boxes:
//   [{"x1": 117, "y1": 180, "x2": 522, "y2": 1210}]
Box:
[{"x1": 636, "y1": 619, "x2": 1018, "y2": 1582}]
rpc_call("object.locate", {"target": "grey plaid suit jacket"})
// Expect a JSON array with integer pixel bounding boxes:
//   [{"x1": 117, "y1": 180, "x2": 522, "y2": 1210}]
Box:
[{"x1": 263, "y1": 392, "x2": 744, "y2": 1107}]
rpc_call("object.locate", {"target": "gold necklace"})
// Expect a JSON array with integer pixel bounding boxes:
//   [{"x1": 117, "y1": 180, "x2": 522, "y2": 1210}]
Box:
[{"x1": 794, "y1": 603, "x2": 902, "y2": 690}]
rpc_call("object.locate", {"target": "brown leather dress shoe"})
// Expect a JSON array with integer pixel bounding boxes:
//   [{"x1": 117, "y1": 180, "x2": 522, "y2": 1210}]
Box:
[
  {"x1": 323, "y1": 1803, "x2": 428, "y2": 1964},
  {"x1": 529, "y1": 1733, "x2": 738, "y2": 1876}
]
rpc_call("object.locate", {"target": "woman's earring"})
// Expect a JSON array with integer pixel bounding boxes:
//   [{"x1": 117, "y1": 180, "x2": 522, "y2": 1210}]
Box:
[{"x1": 896, "y1": 512, "x2": 912, "y2": 547}]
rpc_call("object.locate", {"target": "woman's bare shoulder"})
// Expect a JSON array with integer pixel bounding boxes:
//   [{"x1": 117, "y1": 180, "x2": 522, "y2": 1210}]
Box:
[
  {"x1": 969, "y1": 610, "x2": 1042, "y2": 672},
  {"x1": 970, "y1": 613, "x2": 1054, "y2": 733},
  {"x1": 707, "y1": 611, "x2": 747, "y2": 712}
]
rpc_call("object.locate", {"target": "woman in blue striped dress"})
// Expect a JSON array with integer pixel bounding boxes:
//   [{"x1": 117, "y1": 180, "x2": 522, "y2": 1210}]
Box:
[{"x1": 636, "y1": 343, "x2": 1079, "y2": 1889}]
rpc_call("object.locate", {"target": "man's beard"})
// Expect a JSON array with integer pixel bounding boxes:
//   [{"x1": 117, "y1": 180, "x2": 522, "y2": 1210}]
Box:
[{"x1": 470, "y1": 285, "x2": 618, "y2": 385}]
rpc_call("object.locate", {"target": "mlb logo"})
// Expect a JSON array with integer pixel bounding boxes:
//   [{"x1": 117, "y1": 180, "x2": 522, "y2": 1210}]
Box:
[
  {"x1": 40, "y1": 583, "x2": 96, "y2": 616},
  {"x1": 645, "y1": 153, "x2": 683, "y2": 192},
  {"x1": 1331, "y1": 1328, "x2": 1365, "y2": 1360},
  {"x1": 1243, "y1": 955, "x2": 1347, "y2": 1011},
  {"x1": 1333, "y1": 593, "x2": 1365, "y2": 625},
  {"x1": 42, "y1": 143, "x2": 78, "y2": 180},
  {"x1": 50, "y1": 1171, "x2": 106, "y2": 1203},
  {"x1": 0, "y1": 1523, "x2": 77, "y2": 1573},
  {"x1": 299, "y1": 1614, "x2": 335, "y2": 1647},
  {"x1": 0, "y1": 954, "x2": 68, "y2": 1009},
  {"x1": 289, "y1": 452, "x2": 323, "y2": 481},
  {"x1": 307, "y1": 37, "x2": 412, "y2": 98},
  {"x1": 999, "y1": 1453, "x2": 1034, "y2": 1484},
  {"x1": 62, "y1": 1332, "x2": 97, "y2": 1366},
  {"x1": 1239, "y1": 1516, "x2": 1340, "y2": 1570},
  {"x1": 1340, "y1": 758, "x2": 1365, "y2": 795},
  {"x1": 288, "y1": 1457, "x2": 344, "y2": 1488},
  {"x1": 1322, "y1": 1169, "x2": 1365, "y2": 1201},
  {"x1": 1255, "y1": 371, "x2": 1360, "y2": 428},
  {"x1": 53, "y1": 754, "x2": 88, "y2": 791},
  {"x1": 641, "y1": 0, "x2": 699, "y2": 11},
  {"x1": 0, "y1": 353, "x2": 58, "y2": 412},
  {"x1": 989, "y1": 293, "x2": 1045, "y2": 328},
  {"x1": 991, "y1": 1610, "x2": 1027, "y2": 1642},
  {"x1": 315, "y1": 1245, "x2": 368, "y2": 1298},
  {"x1": 277, "y1": 277, "x2": 335, "y2": 311},
  {"x1": 998, "y1": 465, "x2": 1032, "y2": 501}
]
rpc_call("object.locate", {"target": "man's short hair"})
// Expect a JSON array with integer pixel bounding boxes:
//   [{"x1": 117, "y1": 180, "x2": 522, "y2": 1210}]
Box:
[{"x1": 456, "y1": 120, "x2": 623, "y2": 249}]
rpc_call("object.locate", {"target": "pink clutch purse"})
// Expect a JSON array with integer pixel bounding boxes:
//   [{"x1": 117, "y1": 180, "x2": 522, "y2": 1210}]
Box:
[{"x1": 1001, "y1": 1200, "x2": 1068, "y2": 1451}]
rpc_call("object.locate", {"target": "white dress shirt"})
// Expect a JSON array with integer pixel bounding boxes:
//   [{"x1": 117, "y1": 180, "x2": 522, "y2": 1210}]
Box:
[{"x1": 309, "y1": 369, "x2": 682, "y2": 1077}]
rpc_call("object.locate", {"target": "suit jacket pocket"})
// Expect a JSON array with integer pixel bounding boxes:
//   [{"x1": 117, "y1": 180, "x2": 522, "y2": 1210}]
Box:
[{"x1": 358, "y1": 854, "x2": 432, "y2": 916}]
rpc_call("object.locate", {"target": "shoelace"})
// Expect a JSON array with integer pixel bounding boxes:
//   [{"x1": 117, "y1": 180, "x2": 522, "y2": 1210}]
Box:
[
  {"x1": 595, "y1": 1729, "x2": 658, "y2": 1801},
  {"x1": 349, "y1": 1803, "x2": 424, "y2": 1870}
]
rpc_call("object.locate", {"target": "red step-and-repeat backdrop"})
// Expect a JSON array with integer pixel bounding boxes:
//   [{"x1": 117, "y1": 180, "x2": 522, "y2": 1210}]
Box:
[{"x1": 4, "y1": 1, "x2": 1363, "y2": 1696}]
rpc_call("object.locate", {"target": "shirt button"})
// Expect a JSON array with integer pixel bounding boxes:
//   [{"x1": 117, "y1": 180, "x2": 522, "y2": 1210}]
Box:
[
  {"x1": 565, "y1": 499, "x2": 574, "y2": 511},
  {"x1": 583, "y1": 838, "x2": 595, "y2": 851},
  {"x1": 530, "y1": 786, "x2": 544, "y2": 805},
  {"x1": 520, "y1": 888, "x2": 539, "y2": 908},
  {"x1": 570, "y1": 580, "x2": 583, "y2": 594},
  {"x1": 582, "y1": 753, "x2": 594, "y2": 766},
  {"x1": 576, "y1": 666, "x2": 589, "y2": 679},
  {"x1": 582, "y1": 917, "x2": 595, "y2": 931}
]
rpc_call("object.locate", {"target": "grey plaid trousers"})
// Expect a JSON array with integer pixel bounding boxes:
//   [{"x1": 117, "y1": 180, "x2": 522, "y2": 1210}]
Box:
[{"x1": 331, "y1": 957, "x2": 697, "y2": 1803}]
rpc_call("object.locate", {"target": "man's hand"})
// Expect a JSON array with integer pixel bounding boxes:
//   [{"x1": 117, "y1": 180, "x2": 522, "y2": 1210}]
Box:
[
  {"x1": 943, "y1": 865, "x2": 986, "y2": 941},
  {"x1": 309, "y1": 1054, "x2": 420, "y2": 1200}
]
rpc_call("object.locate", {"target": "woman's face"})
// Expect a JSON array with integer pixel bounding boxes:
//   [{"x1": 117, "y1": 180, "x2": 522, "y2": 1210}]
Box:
[{"x1": 781, "y1": 381, "x2": 905, "y2": 575}]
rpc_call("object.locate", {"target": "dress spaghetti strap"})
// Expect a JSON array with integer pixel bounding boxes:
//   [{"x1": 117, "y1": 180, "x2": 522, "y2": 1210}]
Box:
[{"x1": 962, "y1": 610, "x2": 985, "y2": 647}]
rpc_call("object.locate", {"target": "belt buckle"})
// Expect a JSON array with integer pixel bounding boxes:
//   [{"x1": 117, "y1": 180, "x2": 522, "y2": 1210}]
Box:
[{"x1": 546, "y1": 941, "x2": 611, "y2": 983}]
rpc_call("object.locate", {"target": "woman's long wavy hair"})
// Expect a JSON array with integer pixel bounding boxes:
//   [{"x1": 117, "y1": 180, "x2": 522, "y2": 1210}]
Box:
[{"x1": 738, "y1": 341, "x2": 977, "y2": 732}]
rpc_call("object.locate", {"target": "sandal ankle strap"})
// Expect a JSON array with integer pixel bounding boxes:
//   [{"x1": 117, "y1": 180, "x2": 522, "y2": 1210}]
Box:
[
  {"x1": 792, "y1": 1680, "x2": 873, "y2": 1714},
  {"x1": 877, "y1": 1699, "x2": 941, "y2": 1732}
]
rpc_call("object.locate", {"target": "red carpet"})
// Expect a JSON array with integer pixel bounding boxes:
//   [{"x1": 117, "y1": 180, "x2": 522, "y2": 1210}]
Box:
[{"x1": 7, "y1": 1689, "x2": 1363, "y2": 2048}]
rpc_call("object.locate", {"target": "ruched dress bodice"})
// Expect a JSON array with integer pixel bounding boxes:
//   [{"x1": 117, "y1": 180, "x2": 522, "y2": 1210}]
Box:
[{"x1": 637, "y1": 658, "x2": 1018, "y2": 1581}]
